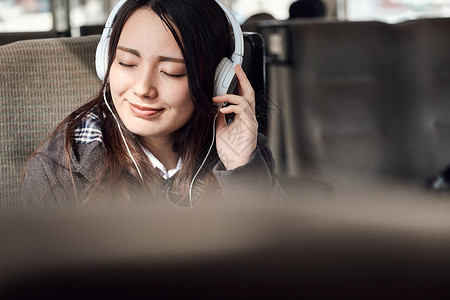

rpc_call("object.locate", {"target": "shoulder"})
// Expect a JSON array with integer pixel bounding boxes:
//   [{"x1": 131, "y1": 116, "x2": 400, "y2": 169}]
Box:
[
  {"x1": 256, "y1": 132, "x2": 269, "y2": 147},
  {"x1": 30, "y1": 125, "x2": 68, "y2": 168},
  {"x1": 30, "y1": 110, "x2": 105, "y2": 175},
  {"x1": 22, "y1": 110, "x2": 106, "y2": 207}
]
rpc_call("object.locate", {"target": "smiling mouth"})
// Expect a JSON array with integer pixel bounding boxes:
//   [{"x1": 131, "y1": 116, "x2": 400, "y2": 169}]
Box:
[{"x1": 128, "y1": 103, "x2": 163, "y2": 117}]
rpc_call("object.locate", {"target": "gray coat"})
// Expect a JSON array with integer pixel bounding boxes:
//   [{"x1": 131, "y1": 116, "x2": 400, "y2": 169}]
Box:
[{"x1": 22, "y1": 126, "x2": 286, "y2": 209}]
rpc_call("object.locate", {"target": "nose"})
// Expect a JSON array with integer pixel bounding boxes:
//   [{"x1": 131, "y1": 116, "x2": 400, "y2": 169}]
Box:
[{"x1": 133, "y1": 69, "x2": 157, "y2": 99}]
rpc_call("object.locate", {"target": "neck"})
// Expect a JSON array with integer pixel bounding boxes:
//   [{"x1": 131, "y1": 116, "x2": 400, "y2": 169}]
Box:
[{"x1": 140, "y1": 136, "x2": 179, "y2": 170}]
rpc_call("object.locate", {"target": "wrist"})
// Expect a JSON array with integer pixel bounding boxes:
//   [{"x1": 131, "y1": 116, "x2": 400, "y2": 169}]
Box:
[{"x1": 223, "y1": 155, "x2": 251, "y2": 170}]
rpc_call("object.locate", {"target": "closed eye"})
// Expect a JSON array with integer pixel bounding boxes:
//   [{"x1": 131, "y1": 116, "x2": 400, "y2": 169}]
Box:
[
  {"x1": 162, "y1": 71, "x2": 186, "y2": 78},
  {"x1": 119, "y1": 62, "x2": 136, "y2": 68}
]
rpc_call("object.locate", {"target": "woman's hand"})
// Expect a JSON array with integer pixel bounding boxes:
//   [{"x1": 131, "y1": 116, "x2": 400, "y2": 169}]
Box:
[{"x1": 213, "y1": 64, "x2": 258, "y2": 170}]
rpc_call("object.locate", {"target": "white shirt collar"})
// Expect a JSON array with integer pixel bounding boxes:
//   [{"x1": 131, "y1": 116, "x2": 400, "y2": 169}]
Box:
[{"x1": 142, "y1": 147, "x2": 182, "y2": 180}]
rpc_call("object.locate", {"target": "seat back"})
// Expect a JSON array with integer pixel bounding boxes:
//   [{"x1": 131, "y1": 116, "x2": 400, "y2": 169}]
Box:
[
  {"x1": 258, "y1": 18, "x2": 450, "y2": 184},
  {"x1": 0, "y1": 35, "x2": 102, "y2": 213}
]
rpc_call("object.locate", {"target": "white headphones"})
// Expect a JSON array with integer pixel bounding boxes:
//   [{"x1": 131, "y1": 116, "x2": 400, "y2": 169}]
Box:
[{"x1": 95, "y1": 0, "x2": 244, "y2": 97}]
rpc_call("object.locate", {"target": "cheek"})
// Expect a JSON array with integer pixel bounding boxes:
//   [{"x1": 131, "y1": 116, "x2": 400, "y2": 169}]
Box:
[
  {"x1": 163, "y1": 81, "x2": 193, "y2": 110},
  {"x1": 109, "y1": 64, "x2": 130, "y2": 95}
]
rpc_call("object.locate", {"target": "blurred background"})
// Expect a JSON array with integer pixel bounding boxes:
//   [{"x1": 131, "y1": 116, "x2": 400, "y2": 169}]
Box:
[{"x1": 1, "y1": 0, "x2": 450, "y2": 34}]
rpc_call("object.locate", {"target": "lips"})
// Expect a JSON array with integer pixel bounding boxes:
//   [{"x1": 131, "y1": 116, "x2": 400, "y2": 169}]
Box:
[{"x1": 128, "y1": 102, "x2": 163, "y2": 117}]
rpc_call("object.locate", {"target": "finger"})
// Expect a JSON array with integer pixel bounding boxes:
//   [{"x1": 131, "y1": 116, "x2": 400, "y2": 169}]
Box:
[
  {"x1": 235, "y1": 64, "x2": 255, "y2": 111},
  {"x1": 213, "y1": 94, "x2": 245, "y2": 106},
  {"x1": 219, "y1": 103, "x2": 248, "y2": 116},
  {"x1": 215, "y1": 110, "x2": 227, "y2": 132},
  {"x1": 219, "y1": 102, "x2": 257, "y2": 127},
  {"x1": 214, "y1": 93, "x2": 256, "y2": 124}
]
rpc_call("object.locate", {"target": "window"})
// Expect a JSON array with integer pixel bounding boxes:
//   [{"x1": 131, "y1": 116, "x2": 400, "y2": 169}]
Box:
[
  {"x1": 2, "y1": 0, "x2": 450, "y2": 34},
  {"x1": 232, "y1": 0, "x2": 450, "y2": 23},
  {"x1": 232, "y1": 0, "x2": 293, "y2": 22},
  {"x1": 0, "y1": 0, "x2": 52, "y2": 32},
  {"x1": 346, "y1": 0, "x2": 450, "y2": 23},
  {"x1": 69, "y1": 0, "x2": 109, "y2": 31}
]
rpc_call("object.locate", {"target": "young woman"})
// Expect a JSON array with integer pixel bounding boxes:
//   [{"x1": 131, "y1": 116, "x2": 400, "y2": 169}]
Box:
[{"x1": 22, "y1": 0, "x2": 286, "y2": 209}]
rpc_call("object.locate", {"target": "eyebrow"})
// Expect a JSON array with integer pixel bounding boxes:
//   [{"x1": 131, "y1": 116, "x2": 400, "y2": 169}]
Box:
[
  {"x1": 117, "y1": 45, "x2": 184, "y2": 64},
  {"x1": 158, "y1": 56, "x2": 185, "y2": 64},
  {"x1": 117, "y1": 46, "x2": 140, "y2": 58}
]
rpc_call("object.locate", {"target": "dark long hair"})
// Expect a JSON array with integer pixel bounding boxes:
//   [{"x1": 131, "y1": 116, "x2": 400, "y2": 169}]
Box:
[{"x1": 57, "y1": 0, "x2": 232, "y2": 205}]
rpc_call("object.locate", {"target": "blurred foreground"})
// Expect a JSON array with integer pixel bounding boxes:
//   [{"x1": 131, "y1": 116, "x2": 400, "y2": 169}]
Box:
[{"x1": 1, "y1": 180, "x2": 450, "y2": 298}]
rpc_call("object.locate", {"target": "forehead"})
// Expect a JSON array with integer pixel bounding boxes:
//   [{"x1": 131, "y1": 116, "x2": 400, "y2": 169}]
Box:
[{"x1": 118, "y1": 8, "x2": 182, "y2": 57}]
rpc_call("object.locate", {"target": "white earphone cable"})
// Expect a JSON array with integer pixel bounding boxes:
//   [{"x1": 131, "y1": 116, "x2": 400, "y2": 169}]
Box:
[
  {"x1": 103, "y1": 89, "x2": 144, "y2": 180},
  {"x1": 189, "y1": 112, "x2": 218, "y2": 208}
]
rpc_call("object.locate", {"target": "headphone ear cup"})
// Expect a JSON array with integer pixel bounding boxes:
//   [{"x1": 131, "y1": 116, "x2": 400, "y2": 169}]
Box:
[
  {"x1": 95, "y1": 36, "x2": 110, "y2": 81},
  {"x1": 214, "y1": 57, "x2": 234, "y2": 96}
]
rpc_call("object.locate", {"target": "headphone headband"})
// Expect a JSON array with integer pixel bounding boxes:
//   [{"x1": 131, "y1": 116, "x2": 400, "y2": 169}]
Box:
[{"x1": 215, "y1": 0, "x2": 244, "y2": 62}]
